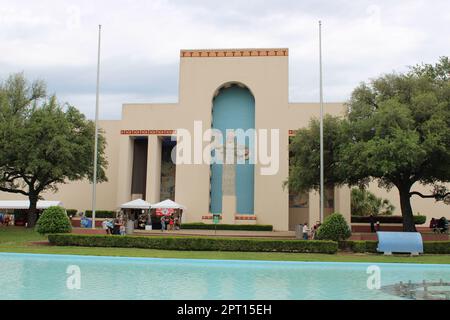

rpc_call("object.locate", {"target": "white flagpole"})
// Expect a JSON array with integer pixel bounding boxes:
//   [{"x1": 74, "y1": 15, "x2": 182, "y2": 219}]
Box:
[
  {"x1": 92, "y1": 24, "x2": 102, "y2": 229},
  {"x1": 319, "y1": 21, "x2": 324, "y2": 223}
]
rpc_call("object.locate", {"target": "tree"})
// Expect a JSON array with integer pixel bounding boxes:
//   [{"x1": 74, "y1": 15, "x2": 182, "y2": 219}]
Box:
[
  {"x1": 287, "y1": 57, "x2": 450, "y2": 232},
  {"x1": 0, "y1": 73, "x2": 108, "y2": 227},
  {"x1": 350, "y1": 188, "x2": 395, "y2": 216},
  {"x1": 287, "y1": 115, "x2": 347, "y2": 192}
]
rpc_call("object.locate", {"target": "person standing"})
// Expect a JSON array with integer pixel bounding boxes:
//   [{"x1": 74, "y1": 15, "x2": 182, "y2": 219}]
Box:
[
  {"x1": 119, "y1": 222, "x2": 126, "y2": 236},
  {"x1": 302, "y1": 222, "x2": 309, "y2": 240},
  {"x1": 160, "y1": 216, "x2": 166, "y2": 232},
  {"x1": 169, "y1": 216, "x2": 174, "y2": 231},
  {"x1": 375, "y1": 221, "x2": 381, "y2": 232},
  {"x1": 369, "y1": 214, "x2": 375, "y2": 233},
  {"x1": 102, "y1": 219, "x2": 109, "y2": 235},
  {"x1": 311, "y1": 222, "x2": 320, "y2": 240}
]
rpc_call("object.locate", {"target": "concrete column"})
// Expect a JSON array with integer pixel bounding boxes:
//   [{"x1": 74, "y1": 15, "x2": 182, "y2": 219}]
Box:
[
  {"x1": 222, "y1": 196, "x2": 236, "y2": 224},
  {"x1": 334, "y1": 186, "x2": 351, "y2": 223},
  {"x1": 146, "y1": 136, "x2": 162, "y2": 203},
  {"x1": 309, "y1": 190, "x2": 320, "y2": 225},
  {"x1": 116, "y1": 136, "x2": 134, "y2": 206}
]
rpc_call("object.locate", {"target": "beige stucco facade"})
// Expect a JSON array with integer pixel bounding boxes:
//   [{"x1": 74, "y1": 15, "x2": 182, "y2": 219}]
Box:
[{"x1": 1, "y1": 48, "x2": 447, "y2": 230}]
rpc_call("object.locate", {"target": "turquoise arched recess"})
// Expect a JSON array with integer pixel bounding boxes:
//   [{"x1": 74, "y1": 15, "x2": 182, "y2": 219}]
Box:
[{"x1": 210, "y1": 85, "x2": 255, "y2": 214}]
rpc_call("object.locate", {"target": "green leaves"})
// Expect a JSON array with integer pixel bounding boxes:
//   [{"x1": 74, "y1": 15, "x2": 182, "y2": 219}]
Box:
[
  {"x1": 351, "y1": 188, "x2": 395, "y2": 216},
  {"x1": 36, "y1": 206, "x2": 72, "y2": 235},
  {"x1": 0, "y1": 73, "x2": 108, "y2": 200},
  {"x1": 315, "y1": 213, "x2": 351, "y2": 241},
  {"x1": 288, "y1": 57, "x2": 450, "y2": 230},
  {"x1": 287, "y1": 115, "x2": 346, "y2": 193}
]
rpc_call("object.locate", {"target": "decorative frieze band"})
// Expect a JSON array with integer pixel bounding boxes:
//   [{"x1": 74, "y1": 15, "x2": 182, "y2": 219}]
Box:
[
  {"x1": 181, "y1": 48, "x2": 288, "y2": 58},
  {"x1": 202, "y1": 215, "x2": 222, "y2": 220},
  {"x1": 235, "y1": 215, "x2": 257, "y2": 221},
  {"x1": 121, "y1": 129, "x2": 297, "y2": 137},
  {"x1": 201, "y1": 215, "x2": 256, "y2": 221},
  {"x1": 120, "y1": 130, "x2": 176, "y2": 136}
]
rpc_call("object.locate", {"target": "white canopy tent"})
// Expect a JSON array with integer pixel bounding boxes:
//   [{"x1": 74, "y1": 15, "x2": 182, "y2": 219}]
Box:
[
  {"x1": 120, "y1": 199, "x2": 153, "y2": 232},
  {"x1": 152, "y1": 199, "x2": 186, "y2": 224},
  {"x1": 151, "y1": 199, "x2": 186, "y2": 210},
  {"x1": 120, "y1": 199, "x2": 152, "y2": 210},
  {"x1": 0, "y1": 200, "x2": 63, "y2": 210}
]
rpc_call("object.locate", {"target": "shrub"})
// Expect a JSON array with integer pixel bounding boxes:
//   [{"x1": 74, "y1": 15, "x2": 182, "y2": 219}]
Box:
[
  {"x1": 84, "y1": 210, "x2": 115, "y2": 218},
  {"x1": 339, "y1": 240, "x2": 450, "y2": 254},
  {"x1": 48, "y1": 234, "x2": 338, "y2": 254},
  {"x1": 351, "y1": 215, "x2": 427, "y2": 225},
  {"x1": 181, "y1": 223, "x2": 273, "y2": 231},
  {"x1": 413, "y1": 215, "x2": 427, "y2": 225},
  {"x1": 338, "y1": 240, "x2": 378, "y2": 253},
  {"x1": 36, "y1": 206, "x2": 72, "y2": 235},
  {"x1": 423, "y1": 241, "x2": 450, "y2": 254},
  {"x1": 316, "y1": 213, "x2": 351, "y2": 241}
]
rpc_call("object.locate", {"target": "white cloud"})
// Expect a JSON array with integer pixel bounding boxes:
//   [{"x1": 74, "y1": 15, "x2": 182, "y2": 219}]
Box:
[{"x1": 1, "y1": 0, "x2": 449, "y2": 119}]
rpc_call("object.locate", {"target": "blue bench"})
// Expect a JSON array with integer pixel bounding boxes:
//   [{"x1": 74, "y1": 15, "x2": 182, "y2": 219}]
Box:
[{"x1": 377, "y1": 231, "x2": 424, "y2": 255}]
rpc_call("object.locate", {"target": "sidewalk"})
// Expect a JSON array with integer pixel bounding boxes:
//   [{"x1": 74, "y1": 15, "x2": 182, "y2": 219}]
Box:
[
  {"x1": 71, "y1": 227, "x2": 296, "y2": 239},
  {"x1": 134, "y1": 229, "x2": 296, "y2": 239}
]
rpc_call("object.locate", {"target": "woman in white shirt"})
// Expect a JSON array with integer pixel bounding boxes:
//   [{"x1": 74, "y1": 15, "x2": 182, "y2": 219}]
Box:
[{"x1": 302, "y1": 223, "x2": 309, "y2": 240}]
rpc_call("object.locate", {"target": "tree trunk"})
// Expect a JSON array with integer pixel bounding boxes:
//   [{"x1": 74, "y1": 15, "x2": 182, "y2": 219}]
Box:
[
  {"x1": 398, "y1": 187, "x2": 417, "y2": 232},
  {"x1": 27, "y1": 194, "x2": 38, "y2": 228}
]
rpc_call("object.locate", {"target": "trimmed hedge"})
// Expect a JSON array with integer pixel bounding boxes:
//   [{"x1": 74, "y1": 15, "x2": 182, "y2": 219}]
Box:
[
  {"x1": 84, "y1": 210, "x2": 115, "y2": 218},
  {"x1": 48, "y1": 234, "x2": 338, "y2": 254},
  {"x1": 181, "y1": 223, "x2": 273, "y2": 231},
  {"x1": 66, "y1": 209, "x2": 77, "y2": 217},
  {"x1": 339, "y1": 240, "x2": 378, "y2": 253},
  {"x1": 351, "y1": 215, "x2": 427, "y2": 225},
  {"x1": 339, "y1": 240, "x2": 450, "y2": 254},
  {"x1": 423, "y1": 241, "x2": 450, "y2": 254}
]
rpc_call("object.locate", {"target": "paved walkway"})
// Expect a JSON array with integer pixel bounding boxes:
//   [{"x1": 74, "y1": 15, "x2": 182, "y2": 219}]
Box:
[
  {"x1": 72, "y1": 228, "x2": 296, "y2": 239},
  {"x1": 135, "y1": 229, "x2": 296, "y2": 238},
  {"x1": 72, "y1": 228, "x2": 448, "y2": 241}
]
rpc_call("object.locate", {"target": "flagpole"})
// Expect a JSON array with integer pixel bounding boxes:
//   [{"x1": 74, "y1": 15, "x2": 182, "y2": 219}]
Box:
[
  {"x1": 92, "y1": 24, "x2": 102, "y2": 229},
  {"x1": 319, "y1": 20, "x2": 324, "y2": 223}
]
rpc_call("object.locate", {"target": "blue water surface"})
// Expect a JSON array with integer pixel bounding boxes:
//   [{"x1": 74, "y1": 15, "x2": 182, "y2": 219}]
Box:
[{"x1": 0, "y1": 253, "x2": 449, "y2": 300}]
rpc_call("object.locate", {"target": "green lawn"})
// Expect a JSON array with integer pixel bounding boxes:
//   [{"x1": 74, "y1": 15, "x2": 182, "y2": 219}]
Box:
[{"x1": 1, "y1": 227, "x2": 450, "y2": 264}]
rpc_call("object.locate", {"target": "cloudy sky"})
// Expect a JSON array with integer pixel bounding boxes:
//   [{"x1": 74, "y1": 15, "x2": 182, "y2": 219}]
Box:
[{"x1": 1, "y1": 0, "x2": 449, "y2": 119}]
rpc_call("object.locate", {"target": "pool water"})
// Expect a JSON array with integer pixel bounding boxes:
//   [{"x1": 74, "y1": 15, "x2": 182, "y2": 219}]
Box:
[{"x1": 1, "y1": 253, "x2": 449, "y2": 300}]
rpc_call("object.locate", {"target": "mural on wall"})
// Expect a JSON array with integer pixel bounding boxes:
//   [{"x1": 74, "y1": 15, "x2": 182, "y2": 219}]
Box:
[
  {"x1": 160, "y1": 142, "x2": 176, "y2": 200},
  {"x1": 210, "y1": 84, "x2": 255, "y2": 214},
  {"x1": 289, "y1": 192, "x2": 309, "y2": 208}
]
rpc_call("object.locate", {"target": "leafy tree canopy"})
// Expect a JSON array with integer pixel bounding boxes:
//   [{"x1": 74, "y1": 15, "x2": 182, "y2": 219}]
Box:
[
  {"x1": 0, "y1": 73, "x2": 108, "y2": 226},
  {"x1": 288, "y1": 57, "x2": 450, "y2": 231},
  {"x1": 350, "y1": 188, "x2": 395, "y2": 216}
]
